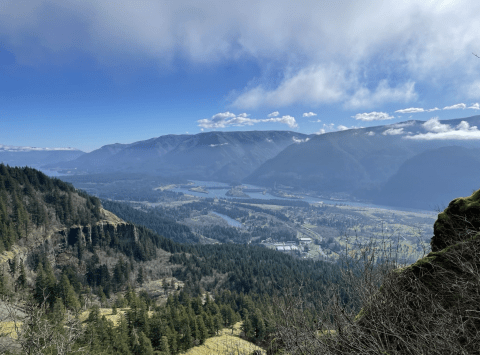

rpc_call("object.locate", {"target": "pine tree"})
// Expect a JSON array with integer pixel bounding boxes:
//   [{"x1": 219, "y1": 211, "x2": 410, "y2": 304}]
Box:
[
  {"x1": 196, "y1": 315, "x2": 207, "y2": 345},
  {"x1": 133, "y1": 331, "x2": 154, "y2": 355},
  {"x1": 159, "y1": 335, "x2": 170, "y2": 355}
]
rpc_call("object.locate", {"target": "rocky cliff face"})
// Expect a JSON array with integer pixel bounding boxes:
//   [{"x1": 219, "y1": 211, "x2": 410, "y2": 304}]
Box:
[
  {"x1": 1, "y1": 208, "x2": 138, "y2": 271},
  {"x1": 62, "y1": 220, "x2": 138, "y2": 247}
]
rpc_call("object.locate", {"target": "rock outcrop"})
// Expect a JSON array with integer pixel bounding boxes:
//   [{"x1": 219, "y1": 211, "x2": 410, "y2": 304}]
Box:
[{"x1": 347, "y1": 189, "x2": 480, "y2": 354}]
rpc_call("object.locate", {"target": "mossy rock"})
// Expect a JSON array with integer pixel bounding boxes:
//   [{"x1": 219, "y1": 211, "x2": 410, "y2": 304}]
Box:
[{"x1": 431, "y1": 188, "x2": 480, "y2": 252}]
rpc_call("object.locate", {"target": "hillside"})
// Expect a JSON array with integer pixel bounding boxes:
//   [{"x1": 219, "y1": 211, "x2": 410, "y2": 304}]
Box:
[
  {"x1": 276, "y1": 189, "x2": 480, "y2": 354},
  {"x1": 47, "y1": 131, "x2": 311, "y2": 182},
  {"x1": 246, "y1": 116, "x2": 480, "y2": 205},
  {"x1": 0, "y1": 165, "x2": 347, "y2": 354},
  {"x1": 373, "y1": 146, "x2": 480, "y2": 209}
]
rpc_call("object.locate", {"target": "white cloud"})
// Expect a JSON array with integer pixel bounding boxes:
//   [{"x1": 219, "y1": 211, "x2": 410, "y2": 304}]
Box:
[
  {"x1": 395, "y1": 107, "x2": 425, "y2": 113},
  {"x1": 292, "y1": 137, "x2": 310, "y2": 143},
  {"x1": 309, "y1": 119, "x2": 322, "y2": 123},
  {"x1": 423, "y1": 117, "x2": 451, "y2": 133},
  {"x1": 443, "y1": 103, "x2": 466, "y2": 110},
  {"x1": 263, "y1": 115, "x2": 298, "y2": 128},
  {"x1": 352, "y1": 112, "x2": 394, "y2": 121},
  {"x1": 345, "y1": 80, "x2": 417, "y2": 109},
  {"x1": 3, "y1": 0, "x2": 480, "y2": 116},
  {"x1": 337, "y1": 125, "x2": 349, "y2": 131},
  {"x1": 468, "y1": 103, "x2": 480, "y2": 110},
  {"x1": 232, "y1": 65, "x2": 348, "y2": 109},
  {"x1": 316, "y1": 129, "x2": 326, "y2": 135},
  {"x1": 366, "y1": 131, "x2": 375, "y2": 136},
  {"x1": 427, "y1": 107, "x2": 440, "y2": 112},
  {"x1": 382, "y1": 128, "x2": 405, "y2": 135},
  {"x1": 268, "y1": 111, "x2": 280, "y2": 117},
  {"x1": 209, "y1": 143, "x2": 228, "y2": 147},
  {"x1": 406, "y1": 119, "x2": 480, "y2": 140},
  {"x1": 197, "y1": 111, "x2": 298, "y2": 129},
  {"x1": 303, "y1": 112, "x2": 317, "y2": 117}
]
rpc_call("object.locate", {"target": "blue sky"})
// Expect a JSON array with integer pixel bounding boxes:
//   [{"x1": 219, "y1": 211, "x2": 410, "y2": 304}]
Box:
[{"x1": 2, "y1": 0, "x2": 480, "y2": 152}]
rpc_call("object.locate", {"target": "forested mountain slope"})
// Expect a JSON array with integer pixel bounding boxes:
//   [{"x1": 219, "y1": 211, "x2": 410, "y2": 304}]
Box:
[
  {"x1": 48, "y1": 130, "x2": 310, "y2": 182},
  {"x1": 373, "y1": 146, "x2": 480, "y2": 209},
  {"x1": 0, "y1": 165, "x2": 345, "y2": 354},
  {"x1": 246, "y1": 116, "x2": 480, "y2": 202}
]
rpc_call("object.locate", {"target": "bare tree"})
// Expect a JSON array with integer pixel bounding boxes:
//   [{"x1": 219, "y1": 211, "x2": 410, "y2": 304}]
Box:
[{"x1": 272, "y1": 226, "x2": 480, "y2": 355}]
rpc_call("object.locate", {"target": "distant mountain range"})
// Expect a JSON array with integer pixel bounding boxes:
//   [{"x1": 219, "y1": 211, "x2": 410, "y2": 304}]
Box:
[
  {"x1": 47, "y1": 131, "x2": 310, "y2": 181},
  {"x1": 6, "y1": 116, "x2": 480, "y2": 210},
  {"x1": 0, "y1": 145, "x2": 84, "y2": 167},
  {"x1": 245, "y1": 115, "x2": 480, "y2": 209}
]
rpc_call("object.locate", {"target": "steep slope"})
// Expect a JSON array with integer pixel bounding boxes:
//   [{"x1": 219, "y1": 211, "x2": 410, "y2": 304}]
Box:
[
  {"x1": 48, "y1": 131, "x2": 310, "y2": 182},
  {"x1": 245, "y1": 123, "x2": 424, "y2": 193},
  {"x1": 373, "y1": 146, "x2": 480, "y2": 209}
]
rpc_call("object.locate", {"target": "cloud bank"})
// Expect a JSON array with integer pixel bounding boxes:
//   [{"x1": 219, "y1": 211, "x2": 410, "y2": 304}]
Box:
[
  {"x1": 2, "y1": 0, "x2": 480, "y2": 110},
  {"x1": 406, "y1": 117, "x2": 480, "y2": 140}
]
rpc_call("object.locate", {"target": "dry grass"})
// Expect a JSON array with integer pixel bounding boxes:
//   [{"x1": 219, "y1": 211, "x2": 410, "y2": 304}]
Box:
[
  {"x1": 79, "y1": 308, "x2": 127, "y2": 326},
  {"x1": 182, "y1": 322, "x2": 265, "y2": 355},
  {"x1": 0, "y1": 321, "x2": 21, "y2": 339}
]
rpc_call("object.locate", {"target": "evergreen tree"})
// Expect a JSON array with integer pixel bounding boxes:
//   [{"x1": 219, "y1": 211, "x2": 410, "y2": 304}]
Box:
[
  {"x1": 159, "y1": 335, "x2": 170, "y2": 355},
  {"x1": 133, "y1": 331, "x2": 154, "y2": 355}
]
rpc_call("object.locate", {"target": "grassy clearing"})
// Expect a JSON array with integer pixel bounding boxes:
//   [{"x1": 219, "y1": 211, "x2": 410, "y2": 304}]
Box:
[
  {"x1": 79, "y1": 308, "x2": 127, "y2": 326},
  {"x1": 183, "y1": 323, "x2": 265, "y2": 355}
]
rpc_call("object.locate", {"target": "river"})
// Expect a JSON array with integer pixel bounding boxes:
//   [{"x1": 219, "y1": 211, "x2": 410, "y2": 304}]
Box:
[{"x1": 172, "y1": 180, "x2": 435, "y2": 214}]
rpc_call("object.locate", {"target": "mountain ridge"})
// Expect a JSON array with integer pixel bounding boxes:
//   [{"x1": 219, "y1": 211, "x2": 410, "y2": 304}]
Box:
[{"x1": 48, "y1": 130, "x2": 311, "y2": 182}]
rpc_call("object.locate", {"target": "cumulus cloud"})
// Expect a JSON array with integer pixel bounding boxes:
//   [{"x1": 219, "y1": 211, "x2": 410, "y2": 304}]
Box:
[
  {"x1": 366, "y1": 131, "x2": 375, "y2": 136},
  {"x1": 395, "y1": 107, "x2": 425, "y2": 113},
  {"x1": 423, "y1": 117, "x2": 451, "y2": 133},
  {"x1": 382, "y1": 128, "x2": 405, "y2": 135},
  {"x1": 303, "y1": 112, "x2": 317, "y2": 117},
  {"x1": 352, "y1": 112, "x2": 394, "y2": 121},
  {"x1": 268, "y1": 111, "x2": 280, "y2": 117},
  {"x1": 316, "y1": 129, "x2": 326, "y2": 135},
  {"x1": 197, "y1": 111, "x2": 297, "y2": 129},
  {"x1": 443, "y1": 103, "x2": 466, "y2": 110},
  {"x1": 337, "y1": 125, "x2": 349, "y2": 131},
  {"x1": 406, "y1": 118, "x2": 480, "y2": 140}
]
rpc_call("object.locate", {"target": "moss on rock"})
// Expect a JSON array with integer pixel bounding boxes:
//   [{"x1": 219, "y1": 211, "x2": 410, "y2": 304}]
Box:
[{"x1": 431, "y1": 188, "x2": 480, "y2": 252}]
